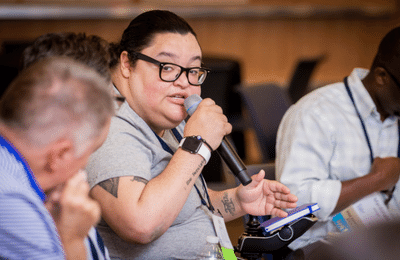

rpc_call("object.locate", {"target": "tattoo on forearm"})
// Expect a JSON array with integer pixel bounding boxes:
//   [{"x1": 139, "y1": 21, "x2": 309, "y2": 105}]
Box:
[
  {"x1": 131, "y1": 176, "x2": 149, "y2": 185},
  {"x1": 98, "y1": 177, "x2": 120, "y2": 198},
  {"x1": 186, "y1": 159, "x2": 206, "y2": 186},
  {"x1": 192, "y1": 159, "x2": 206, "y2": 177},
  {"x1": 221, "y1": 192, "x2": 235, "y2": 216}
]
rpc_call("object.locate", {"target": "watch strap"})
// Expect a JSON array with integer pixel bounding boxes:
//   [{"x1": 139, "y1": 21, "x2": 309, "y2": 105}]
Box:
[{"x1": 179, "y1": 137, "x2": 211, "y2": 164}]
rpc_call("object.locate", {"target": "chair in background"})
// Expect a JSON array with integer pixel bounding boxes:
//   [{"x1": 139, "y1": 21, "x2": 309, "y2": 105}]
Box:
[
  {"x1": 200, "y1": 56, "x2": 245, "y2": 183},
  {"x1": 238, "y1": 83, "x2": 291, "y2": 163},
  {"x1": 287, "y1": 54, "x2": 326, "y2": 104}
]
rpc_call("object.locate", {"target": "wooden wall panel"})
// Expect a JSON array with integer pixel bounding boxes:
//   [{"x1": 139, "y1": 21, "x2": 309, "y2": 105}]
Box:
[
  {"x1": 0, "y1": 9, "x2": 399, "y2": 163},
  {"x1": 187, "y1": 17, "x2": 400, "y2": 86},
  {"x1": 0, "y1": 16, "x2": 399, "y2": 86}
]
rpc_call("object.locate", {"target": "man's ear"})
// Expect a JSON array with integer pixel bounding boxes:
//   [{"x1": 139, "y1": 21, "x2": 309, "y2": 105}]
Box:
[
  {"x1": 373, "y1": 67, "x2": 389, "y2": 86},
  {"x1": 120, "y1": 51, "x2": 132, "y2": 79},
  {"x1": 44, "y1": 138, "x2": 74, "y2": 174}
]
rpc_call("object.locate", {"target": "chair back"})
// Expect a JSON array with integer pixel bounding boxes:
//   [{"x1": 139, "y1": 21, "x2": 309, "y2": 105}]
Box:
[
  {"x1": 200, "y1": 56, "x2": 244, "y2": 182},
  {"x1": 238, "y1": 84, "x2": 291, "y2": 163},
  {"x1": 287, "y1": 55, "x2": 325, "y2": 104}
]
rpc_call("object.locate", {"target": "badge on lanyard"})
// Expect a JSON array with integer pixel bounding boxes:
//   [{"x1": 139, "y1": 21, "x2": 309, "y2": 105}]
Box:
[
  {"x1": 155, "y1": 128, "x2": 237, "y2": 258},
  {"x1": 212, "y1": 213, "x2": 234, "y2": 250}
]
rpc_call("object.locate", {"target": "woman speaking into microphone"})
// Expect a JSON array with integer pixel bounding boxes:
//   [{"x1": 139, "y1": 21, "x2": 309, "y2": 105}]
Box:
[{"x1": 85, "y1": 9, "x2": 297, "y2": 260}]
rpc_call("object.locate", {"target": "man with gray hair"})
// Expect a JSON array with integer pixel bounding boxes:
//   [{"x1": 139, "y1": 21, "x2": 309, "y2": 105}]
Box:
[{"x1": 0, "y1": 57, "x2": 114, "y2": 259}]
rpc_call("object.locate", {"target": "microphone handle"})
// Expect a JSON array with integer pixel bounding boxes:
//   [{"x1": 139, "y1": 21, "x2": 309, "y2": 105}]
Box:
[{"x1": 216, "y1": 137, "x2": 252, "y2": 186}]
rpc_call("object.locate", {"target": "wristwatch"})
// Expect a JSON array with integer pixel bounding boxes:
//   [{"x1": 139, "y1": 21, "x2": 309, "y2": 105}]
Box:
[{"x1": 179, "y1": 136, "x2": 212, "y2": 163}]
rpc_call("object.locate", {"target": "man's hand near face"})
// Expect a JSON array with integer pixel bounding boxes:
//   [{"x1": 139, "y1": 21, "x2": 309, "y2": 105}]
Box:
[{"x1": 45, "y1": 171, "x2": 101, "y2": 260}]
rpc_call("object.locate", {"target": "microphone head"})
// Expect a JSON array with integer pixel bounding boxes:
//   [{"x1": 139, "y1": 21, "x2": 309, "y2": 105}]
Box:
[{"x1": 184, "y1": 94, "x2": 202, "y2": 116}]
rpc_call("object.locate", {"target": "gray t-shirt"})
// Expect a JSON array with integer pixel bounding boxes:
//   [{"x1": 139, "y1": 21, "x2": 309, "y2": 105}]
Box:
[{"x1": 86, "y1": 102, "x2": 217, "y2": 260}]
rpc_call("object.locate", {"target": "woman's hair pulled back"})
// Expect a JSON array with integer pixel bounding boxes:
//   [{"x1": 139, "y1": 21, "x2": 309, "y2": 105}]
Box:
[{"x1": 109, "y1": 10, "x2": 196, "y2": 68}]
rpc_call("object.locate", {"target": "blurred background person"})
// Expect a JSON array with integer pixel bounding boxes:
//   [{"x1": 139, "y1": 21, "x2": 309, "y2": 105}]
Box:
[
  {"x1": 21, "y1": 31, "x2": 116, "y2": 260},
  {"x1": 305, "y1": 221, "x2": 400, "y2": 260},
  {"x1": 0, "y1": 57, "x2": 114, "y2": 259},
  {"x1": 276, "y1": 26, "x2": 400, "y2": 250}
]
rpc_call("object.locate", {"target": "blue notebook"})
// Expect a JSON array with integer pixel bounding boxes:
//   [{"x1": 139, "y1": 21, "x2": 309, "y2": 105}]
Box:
[{"x1": 260, "y1": 203, "x2": 320, "y2": 233}]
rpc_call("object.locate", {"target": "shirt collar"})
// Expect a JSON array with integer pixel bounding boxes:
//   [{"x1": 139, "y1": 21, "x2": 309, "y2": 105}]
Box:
[
  {"x1": 0, "y1": 135, "x2": 46, "y2": 202},
  {"x1": 347, "y1": 68, "x2": 383, "y2": 122}
]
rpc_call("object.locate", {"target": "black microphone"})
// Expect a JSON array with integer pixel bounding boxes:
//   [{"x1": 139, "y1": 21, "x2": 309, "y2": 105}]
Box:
[{"x1": 184, "y1": 94, "x2": 252, "y2": 186}]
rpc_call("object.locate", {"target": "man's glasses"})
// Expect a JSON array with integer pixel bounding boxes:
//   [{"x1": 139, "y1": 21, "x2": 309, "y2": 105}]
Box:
[{"x1": 133, "y1": 52, "x2": 210, "y2": 86}]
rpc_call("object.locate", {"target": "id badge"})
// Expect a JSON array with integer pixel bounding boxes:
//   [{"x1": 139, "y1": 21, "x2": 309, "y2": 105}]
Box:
[{"x1": 211, "y1": 213, "x2": 233, "y2": 249}]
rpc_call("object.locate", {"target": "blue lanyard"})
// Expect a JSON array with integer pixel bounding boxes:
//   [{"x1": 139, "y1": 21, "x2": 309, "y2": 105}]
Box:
[
  {"x1": 154, "y1": 128, "x2": 215, "y2": 212},
  {"x1": 344, "y1": 77, "x2": 398, "y2": 204},
  {"x1": 193, "y1": 174, "x2": 215, "y2": 213},
  {"x1": 153, "y1": 128, "x2": 182, "y2": 155},
  {"x1": 344, "y1": 77, "x2": 400, "y2": 162},
  {"x1": 0, "y1": 135, "x2": 46, "y2": 202},
  {"x1": 88, "y1": 229, "x2": 107, "y2": 260}
]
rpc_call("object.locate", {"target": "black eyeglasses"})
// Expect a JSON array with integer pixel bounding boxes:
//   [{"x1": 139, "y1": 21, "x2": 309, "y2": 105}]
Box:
[
  {"x1": 133, "y1": 52, "x2": 210, "y2": 86},
  {"x1": 383, "y1": 67, "x2": 400, "y2": 89}
]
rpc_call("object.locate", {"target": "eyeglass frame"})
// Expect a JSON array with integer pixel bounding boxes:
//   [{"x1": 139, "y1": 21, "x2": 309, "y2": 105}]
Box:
[{"x1": 132, "y1": 52, "x2": 211, "y2": 86}]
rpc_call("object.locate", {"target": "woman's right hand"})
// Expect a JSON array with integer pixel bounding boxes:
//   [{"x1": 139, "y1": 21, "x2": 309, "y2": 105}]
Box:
[{"x1": 183, "y1": 98, "x2": 232, "y2": 150}]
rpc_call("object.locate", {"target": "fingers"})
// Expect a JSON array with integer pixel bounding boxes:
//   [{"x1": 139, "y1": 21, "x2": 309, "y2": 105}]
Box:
[
  {"x1": 262, "y1": 180, "x2": 298, "y2": 215},
  {"x1": 44, "y1": 185, "x2": 63, "y2": 220},
  {"x1": 270, "y1": 208, "x2": 289, "y2": 218},
  {"x1": 57, "y1": 170, "x2": 101, "y2": 241},
  {"x1": 62, "y1": 171, "x2": 100, "y2": 220},
  {"x1": 244, "y1": 170, "x2": 265, "y2": 189},
  {"x1": 263, "y1": 179, "x2": 292, "y2": 197},
  {"x1": 253, "y1": 170, "x2": 265, "y2": 182},
  {"x1": 274, "y1": 199, "x2": 298, "y2": 210},
  {"x1": 184, "y1": 99, "x2": 232, "y2": 150},
  {"x1": 65, "y1": 170, "x2": 88, "y2": 191}
]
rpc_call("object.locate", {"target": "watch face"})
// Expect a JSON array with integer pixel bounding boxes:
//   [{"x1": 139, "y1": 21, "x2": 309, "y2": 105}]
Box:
[{"x1": 182, "y1": 137, "x2": 202, "y2": 153}]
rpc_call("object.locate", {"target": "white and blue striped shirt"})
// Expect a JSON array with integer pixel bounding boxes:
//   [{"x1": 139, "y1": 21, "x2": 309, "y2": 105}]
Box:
[
  {"x1": 0, "y1": 136, "x2": 110, "y2": 260},
  {"x1": 276, "y1": 68, "x2": 400, "y2": 249},
  {"x1": 0, "y1": 137, "x2": 64, "y2": 259}
]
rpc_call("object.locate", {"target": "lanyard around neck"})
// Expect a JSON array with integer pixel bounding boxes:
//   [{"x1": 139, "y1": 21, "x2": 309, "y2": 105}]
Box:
[
  {"x1": 0, "y1": 135, "x2": 46, "y2": 202},
  {"x1": 154, "y1": 128, "x2": 215, "y2": 212},
  {"x1": 344, "y1": 77, "x2": 400, "y2": 163},
  {"x1": 153, "y1": 128, "x2": 182, "y2": 155},
  {"x1": 344, "y1": 77, "x2": 399, "y2": 205}
]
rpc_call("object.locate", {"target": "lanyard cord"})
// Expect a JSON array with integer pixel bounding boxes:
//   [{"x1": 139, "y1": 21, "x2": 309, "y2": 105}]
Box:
[
  {"x1": 153, "y1": 128, "x2": 215, "y2": 212},
  {"x1": 153, "y1": 128, "x2": 182, "y2": 155},
  {"x1": 0, "y1": 135, "x2": 46, "y2": 202},
  {"x1": 344, "y1": 77, "x2": 375, "y2": 163},
  {"x1": 193, "y1": 174, "x2": 215, "y2": 212},
  {"x1": 344, "y1": 77, "x2": 398, "y2": 204},
  {"x1": 88, "y1": 229, "x2": 107, "y2": 260}
]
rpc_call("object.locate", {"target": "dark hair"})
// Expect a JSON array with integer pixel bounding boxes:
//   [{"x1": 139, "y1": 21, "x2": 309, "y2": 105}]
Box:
[
  {"x1": 371, "y1": 26, "x2": 400, "y2": 71},
  {"x1": 22, "y1": 32, "x2": 111, "y2": 82},
  {"x1": 109, "y1": 10, "x2": 197, "y2": 69}
]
